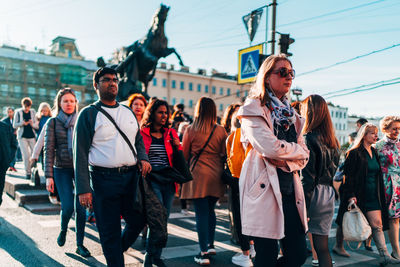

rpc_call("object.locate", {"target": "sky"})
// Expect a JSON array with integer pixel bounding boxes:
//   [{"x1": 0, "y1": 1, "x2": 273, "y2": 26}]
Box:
[{"x1": 0, "y1": 0, "x2": 399, "y2": 118}]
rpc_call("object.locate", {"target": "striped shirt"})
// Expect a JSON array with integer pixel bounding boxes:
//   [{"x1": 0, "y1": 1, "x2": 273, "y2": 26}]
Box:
[{"x1": 148, "y1": 136, "x2": 169, "y2": 167}]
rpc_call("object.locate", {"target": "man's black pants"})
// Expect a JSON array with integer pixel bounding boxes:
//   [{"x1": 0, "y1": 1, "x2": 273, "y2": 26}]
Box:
[{"x1": 90, "y1": 167, "x2": 143, "y2": 267}]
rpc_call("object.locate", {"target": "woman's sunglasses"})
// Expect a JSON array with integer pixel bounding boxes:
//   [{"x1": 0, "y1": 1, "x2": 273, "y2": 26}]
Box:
[{"x1": 272, "y1": 67, "x2": 295, "y2": 79}]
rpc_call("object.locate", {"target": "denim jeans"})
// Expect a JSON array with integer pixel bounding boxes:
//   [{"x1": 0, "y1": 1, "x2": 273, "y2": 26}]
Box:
[
  {"x1": 53, "y1": 167, "x2": 86, "y2": 246},
  {"x1": 146, "y1": 181, "x2": 175, "y2": 258},
  {"x1": 193, "y1": 196, "x2": 219, "y2": 252}
]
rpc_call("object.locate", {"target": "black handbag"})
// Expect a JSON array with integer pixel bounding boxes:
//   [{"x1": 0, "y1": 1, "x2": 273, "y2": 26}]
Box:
[
  {"x1": 169, "y1": 130, "x2": 193, "y2": 184},
  {"x1": 221, "y1": 158, "x2": 235, "y2": 186},
  {"x1": 149, "y1": 165, "x2": 186, "y2": 184}
]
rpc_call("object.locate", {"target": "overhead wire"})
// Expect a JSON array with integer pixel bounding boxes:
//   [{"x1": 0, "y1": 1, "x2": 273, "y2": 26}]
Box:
[
  {"x1": 297, "y1": 43, "x2": 400, "y2": 77},
  {"x1": 325, "y1": 80, "x2": 400, "y2": 99},
  {"x1": 278, "y1": 0, "x2": 386, "y2": 27}
]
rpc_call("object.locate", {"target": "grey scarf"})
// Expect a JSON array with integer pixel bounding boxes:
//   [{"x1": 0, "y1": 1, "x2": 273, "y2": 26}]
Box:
[{"x1": 57, "y1": 110, "x2": 77, "y2": 157}]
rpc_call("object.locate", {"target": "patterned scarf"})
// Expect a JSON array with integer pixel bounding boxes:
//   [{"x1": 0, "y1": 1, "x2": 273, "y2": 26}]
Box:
[
  {"x1": 57, "y1": 110, "x2": 77, "y2": 157},
  {"x1": 266, "y1": 89, "x2": 296, "y2": 131}
]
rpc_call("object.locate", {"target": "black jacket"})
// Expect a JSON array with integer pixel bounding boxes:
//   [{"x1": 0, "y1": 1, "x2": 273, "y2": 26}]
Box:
[
  {"x1": 44, "y1": 117, "x2": 74, "y2": 178},
  {"x1": 336, "y1": 145, "x2": 389, "y2": 230},
  {"x1": 121, "y1": 176, "x2": 168, "y2": 250},
  {"x1": 0, "y1": 121, "x2": 17, "y2": 170},
  {"x1": 302, "y1": 132, "x2": 340, "y2": 208}
]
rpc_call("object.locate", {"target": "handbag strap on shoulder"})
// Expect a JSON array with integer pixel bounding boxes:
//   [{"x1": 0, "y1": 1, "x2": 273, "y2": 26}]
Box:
[
  {"x1": 190, "y1": 124, "x2": 217, "y2": 171},
  {"x1": 91, "y1": 104, "x2": 138, "y2": 160}
]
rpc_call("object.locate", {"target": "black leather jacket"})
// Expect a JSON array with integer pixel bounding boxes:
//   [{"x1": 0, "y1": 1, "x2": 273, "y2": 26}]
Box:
[{"x1": 302, "y1": 132, "x2": 340, "y2": 208}]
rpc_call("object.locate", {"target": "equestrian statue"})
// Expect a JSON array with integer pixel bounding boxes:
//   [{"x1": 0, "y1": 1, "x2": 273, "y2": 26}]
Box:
[{"x1": 97, "y1": 4, "x2": 184, "y2": 101}]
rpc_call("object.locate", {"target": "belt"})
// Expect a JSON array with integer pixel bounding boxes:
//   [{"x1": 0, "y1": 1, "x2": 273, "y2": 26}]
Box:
[{"x1": 89, "y1": 165, "x2": 137, "y2": 174}]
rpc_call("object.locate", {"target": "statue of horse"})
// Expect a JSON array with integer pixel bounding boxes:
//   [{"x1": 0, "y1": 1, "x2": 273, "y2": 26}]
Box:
[{"x1": 98, "y1": 4, "x2": 184, "y2": 101}]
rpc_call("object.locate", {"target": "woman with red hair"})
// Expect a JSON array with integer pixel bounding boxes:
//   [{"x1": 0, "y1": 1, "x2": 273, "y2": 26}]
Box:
[{"x1": 127, "y1": 93, "x2": 147, "y2": 124}]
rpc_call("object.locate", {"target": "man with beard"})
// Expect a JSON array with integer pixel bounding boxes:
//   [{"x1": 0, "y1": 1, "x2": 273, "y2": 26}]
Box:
[{"x1": 73, "y1": 67, "x2": 151, "y2": 266}]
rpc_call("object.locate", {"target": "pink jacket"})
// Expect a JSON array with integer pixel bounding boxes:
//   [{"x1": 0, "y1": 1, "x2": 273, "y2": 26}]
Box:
[{"x1": 237, "y1": 98, "x2": 310, "y2": 239}]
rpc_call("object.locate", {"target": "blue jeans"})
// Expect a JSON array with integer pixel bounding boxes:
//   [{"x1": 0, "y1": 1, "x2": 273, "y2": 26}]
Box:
[
  {"x1": 193, "y1": 196, "x2": 219, "y2": 252},
  {"x1": 146, "y1": 181, "x2": 175, "y2": 258},
  {"x1": 53, "y1": 167, "x2": 86, "y2": 246}
]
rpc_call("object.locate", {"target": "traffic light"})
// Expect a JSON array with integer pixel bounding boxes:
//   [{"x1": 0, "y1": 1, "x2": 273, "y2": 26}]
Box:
[
  {"x1": 278, "y1": 34, "x2": 295, "y2": 56},
  {"x1": 259, "y1": 54, "x2": 269, "y2": 68}
]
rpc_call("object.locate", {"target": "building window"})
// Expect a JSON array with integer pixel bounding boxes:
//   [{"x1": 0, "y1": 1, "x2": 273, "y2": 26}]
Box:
[
  {"x1": 227, "y1": 88, "x2": 231, "y2": 96},
  {"x1": 14, "y1": 85, "x2": 22, "y2": 97},
  {"x1": 205, "y1": 85, "x2": 209, "y2": 93},
  {"x1": 219, "y1": 87, "x2": 224, "y2": 95},
  {"x1": 189, "y1": 99, "x2": 193, "y2": 108},
  {"x1": 28, "y1": 87, "x2": 36, "y2": 97},
  {"x1": 75, "y1": 91, "x2": 82, "y2": 102},
  {"x1": 162, "y1": 78, "x2": 167, "y2": 88},
  {"x1": 335, "y1": 111, "x2": 338, "y2": 118},
  {"x1": 163, "y1": 96, "x2": 167, "y2": 100},
  {"x1": 27, "y1": 66, "x2": 34, "y2": 77},
  {"x1": 153, "y1": 78, "x2": 157, "y2": 86},
  {"x1": 180, "y1": 98, "x2": 184, "y2": 104},
  {"x1": 180, "y1": 81, "x2": 185, "y2": 90},
  {"x1": 172, "y1": 97, "x2": 176, "y2": 105},
  {"x1": 212, "y1": 86, "x2": 216, "y2": 94},
  {"x1": 344, "y1": 113, "x2": 347, "y2": 119},
  {"x1": 38, "y1": 88, "x2": 46, "y2": 96},
  {"x1": 236, "y1": 90, "x2": 240, "y2": 97},
  {"x1": 197, "y1": 84, "x2": 201, "y2": 92},
  {"x1": 1, "y1": 84, "x2": 8, "y2": 96},
  {"x1": 172, "y1": 80, "x2": 176, "y2": 89},
  {"x1": 244, "y1": 90, "x2": 248, "y2": 97},
  {"x1": 85, "y1": 93, "x2": 91, "y2": 102},
  {"x1": 189, "y1": 82, "x2": 193, "y2": 91},
  {"x1": 50, "y1": 89, "x2": 57, "y2": 98},
  {"x1": 219, "y1": 103, "x2": 223, "y2": 111}
]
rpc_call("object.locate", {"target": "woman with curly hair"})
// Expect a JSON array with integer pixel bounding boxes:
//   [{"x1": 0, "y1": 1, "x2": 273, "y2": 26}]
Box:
[{"x1": 375, "y1": 116, "x2": 400, "y2": 259}]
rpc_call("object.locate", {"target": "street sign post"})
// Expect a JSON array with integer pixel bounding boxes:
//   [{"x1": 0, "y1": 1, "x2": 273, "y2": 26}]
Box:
[{"x1": 238, "y1": 44, "x2": 263, "y2": 84}]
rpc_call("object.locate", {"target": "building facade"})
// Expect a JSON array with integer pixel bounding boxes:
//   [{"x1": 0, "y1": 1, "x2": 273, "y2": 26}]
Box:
[
  {"x1": 327, "y1": 103, "x2": 349, "y2": 145},
  {"x1": 0, "y1": 36, "x2": 97, "y2": 115},
  {"x1": 147, "y1": 64, "x2": 252, "y2": 116}
]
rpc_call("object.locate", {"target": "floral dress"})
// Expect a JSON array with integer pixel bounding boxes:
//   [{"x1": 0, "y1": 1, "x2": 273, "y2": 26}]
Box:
[{"x1": 375, "y1": 137, "x2": 400, "y2": 218}]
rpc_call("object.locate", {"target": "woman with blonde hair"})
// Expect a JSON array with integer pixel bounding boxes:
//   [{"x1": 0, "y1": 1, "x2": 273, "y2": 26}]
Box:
[
  {"x1": 301, "y1": 94, "x2": 340, "y2": 267},
  {"x1": 338, "y1": 123, "x2": 400, "y2": 265},
  {"x1": 375, "y1": 116, "x2": 400, "y2": 259},
  {"x1": 181, "y1": 97, "x2": 227, "y2": 265},
  {"x1": 44, "y1": 88, "x2": 90, "y2": 257},
  {"x1": 236, "y1": 54, "x2": 309, "y2": 266}
]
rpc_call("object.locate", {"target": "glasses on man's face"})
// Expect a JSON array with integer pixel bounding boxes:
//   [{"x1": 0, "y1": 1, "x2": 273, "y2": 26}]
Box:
[
  {"x1": 272, "y1": 67, "x2": 295, "y2": 79},
  {"x1": 99, "y1": 77, "x2": 119, "y2": 84}
]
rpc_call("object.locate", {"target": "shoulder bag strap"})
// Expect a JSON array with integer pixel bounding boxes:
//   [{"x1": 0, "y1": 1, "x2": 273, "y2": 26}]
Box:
[
  {"x1": 190, "y1": 124, "x2": 217, "y2": 171},
  {"x1": 91, "y1": 104, "x2": 138, "y2": 160}
]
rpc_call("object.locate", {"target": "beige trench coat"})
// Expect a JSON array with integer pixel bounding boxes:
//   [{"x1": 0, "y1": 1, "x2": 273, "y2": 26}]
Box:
[
  {"x1": 180, "y1": 124, "x2": 227, "y2": 199},
  {"x1": 237, "y1": 98, "x2": 309, "y2": 240}
]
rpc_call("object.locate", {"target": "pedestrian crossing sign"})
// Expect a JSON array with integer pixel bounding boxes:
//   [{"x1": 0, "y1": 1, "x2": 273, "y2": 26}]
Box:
[{"x1": 238, "y1": 44, "x2": 264, "y2": 84}]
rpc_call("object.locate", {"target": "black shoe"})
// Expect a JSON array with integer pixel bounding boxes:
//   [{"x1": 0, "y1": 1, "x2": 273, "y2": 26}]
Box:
[
  {"x1": 194, "y1": 252, "x2": 210, "y2": 265},
  {"x1": 26, "y1": 174, "x2": 31, "y2": 180},
  {"x1": 57, "y1": 230, "x2": 67, "y2": 247},
  {"x1": 364, "y1": 240, "x2": 373, "y2": 251},
  {"x1": 143, "y1": 253, "x2": 153, "y2": 267},
  {"x1": 153, "y1": 257, "x2": 167, "y2": 267},
  {"x1": 76, "y1": 245, "x2": 91, "y2": 258}
]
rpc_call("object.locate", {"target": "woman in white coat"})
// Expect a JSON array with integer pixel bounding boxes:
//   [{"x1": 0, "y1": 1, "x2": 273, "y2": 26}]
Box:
[{"x1": 237, "y1": 54, "x2": 310, "y2": 267}]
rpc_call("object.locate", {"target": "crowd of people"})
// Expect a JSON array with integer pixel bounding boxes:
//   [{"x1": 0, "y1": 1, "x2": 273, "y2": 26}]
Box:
[{"x1": 0, "y1": 54, "x2": 400, "y2": 267}]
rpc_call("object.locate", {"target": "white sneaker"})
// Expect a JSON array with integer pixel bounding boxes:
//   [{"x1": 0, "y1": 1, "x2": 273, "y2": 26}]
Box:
[
  {"x1": 232, "y1": 252, "x2": 253, "y2": 267},
  {"x1": 181, "y1": 209, "x2": 189, "y2": 215},
  {"x1": 249, "y1": 244, "x2": 256, "y2": 259}
]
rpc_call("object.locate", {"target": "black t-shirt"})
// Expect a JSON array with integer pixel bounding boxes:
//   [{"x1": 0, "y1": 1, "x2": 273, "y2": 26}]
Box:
[
  {"x1": 21, "y1": 111, "x2": 35, "y2": 139},
  {"x1": 274, "y1": 123, "x2": 297, "y2": 195}
]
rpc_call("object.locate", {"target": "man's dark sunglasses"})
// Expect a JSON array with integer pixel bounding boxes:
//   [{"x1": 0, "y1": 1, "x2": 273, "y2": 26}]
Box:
[
  {"x1": 272, "y1": 67, "x2": 295, "y2": 79},
  {"x1": 100, "y1": 78, "x2": 119, "y2": 83}
]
